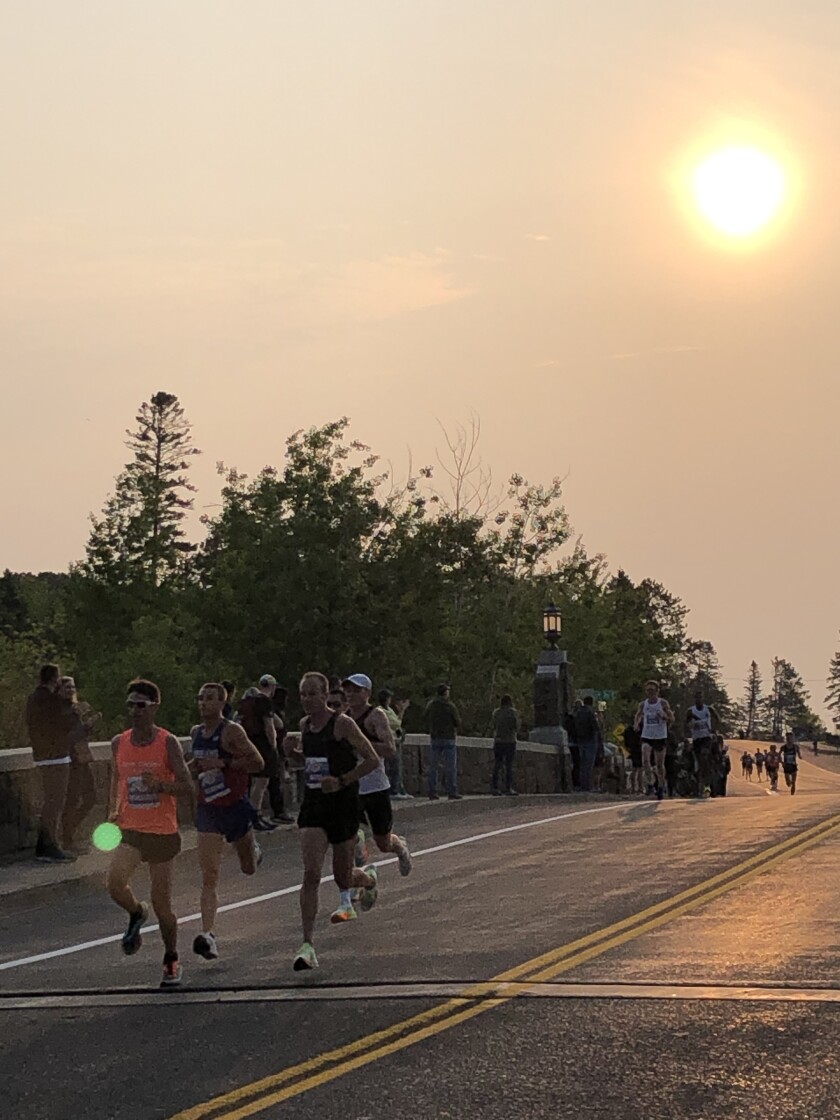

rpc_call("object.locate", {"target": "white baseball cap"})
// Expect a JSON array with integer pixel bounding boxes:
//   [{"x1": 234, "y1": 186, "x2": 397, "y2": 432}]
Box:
[{"x1": 342, "y1": 673, "x2": 372, "y2": 690}]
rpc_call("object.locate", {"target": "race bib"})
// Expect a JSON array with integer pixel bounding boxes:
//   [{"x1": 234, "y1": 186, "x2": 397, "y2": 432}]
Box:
[
  {"x1": 199, "y1": 768, "x2": 231, "y2": 803},
  {"x1": 305, "y1": 756, "x2": 331, "y2": 789},
  {"x1": 127, "y1": 774, "x2": 159, "y2": 809}
]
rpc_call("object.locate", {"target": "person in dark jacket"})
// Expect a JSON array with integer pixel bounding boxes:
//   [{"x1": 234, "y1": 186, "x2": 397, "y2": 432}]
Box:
[
  {"x1": 491, "y1": 695, "x2": 521, "y2": 796},
  {"x1": 573, "y1": 696, "x2": 603, "y2": 793},
  {"x1": 25, "y1": 663, "x2": 81, "y2": 862},
  {"x1": 424, "y1": 684, "x2": 462, "y2": 800}
]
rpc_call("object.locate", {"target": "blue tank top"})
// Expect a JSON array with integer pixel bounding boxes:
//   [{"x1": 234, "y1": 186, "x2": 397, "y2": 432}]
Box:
[{"x1": 191, "y1": 719, "x2": 248, "y2": 806}]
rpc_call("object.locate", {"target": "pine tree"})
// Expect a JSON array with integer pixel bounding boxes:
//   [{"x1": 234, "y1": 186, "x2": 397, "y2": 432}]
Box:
[
  {"x1": 82, "y1": 392, "x2": 200, "y2": 587},
  {"x1": 826, "y1": 640, "x2": 840, "y2": 729},
  {"x1": 743, "y1": 660, "x2": 762, "y2": 738}
]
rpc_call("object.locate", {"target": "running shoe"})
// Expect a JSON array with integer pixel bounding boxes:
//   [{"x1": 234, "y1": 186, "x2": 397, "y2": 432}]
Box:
[
  {"x1": 121, "y1": 901, "x2": 149, "y2": 956},
  {"x1": 395, "y1": 837, "x2": 412, "y2": 877},
  {"x1": 330, "y1": 902, "x2": 358, "y2": 924},
  {"x1": 293, "y1": 942, "x2": 319, "y2": 971},
  {"x1": 359, "y1": 865, "x2": 379, "y2": 912},
  {"x1": 160, "y1": 956, "x2": 182, "y2": 988},
  {"x1": 270, "y1": 813, "x2": 295, "y2": 824},
  {"x1": 254, "y1": 816, "x2": 278, "y2": 832},
  {"x1": 428, "y1": 793, "x2": 440, "y2": 801},
  {"x1": 35, "y1": 847, "x2": 76, "y2": 864},
  {"x1": 448, "y1": 793, "x2": 464, "y2": 801},
  {"x1": 505, "y1": 789, "x2": 519, "y2": 797},
  {"x1": 193, "y1": 932, "x2": 219, "y2": 961}
]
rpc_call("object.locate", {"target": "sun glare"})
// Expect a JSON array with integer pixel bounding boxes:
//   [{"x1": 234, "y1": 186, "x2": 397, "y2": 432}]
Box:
[{"x1": 692, "y1": 146, "x2": 786, "y2": 238}]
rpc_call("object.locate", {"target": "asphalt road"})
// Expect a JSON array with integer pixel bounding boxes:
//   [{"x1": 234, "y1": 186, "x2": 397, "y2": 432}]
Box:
[{"x1": 3, "y1": 754, "x2": 840, "y2": 1119}]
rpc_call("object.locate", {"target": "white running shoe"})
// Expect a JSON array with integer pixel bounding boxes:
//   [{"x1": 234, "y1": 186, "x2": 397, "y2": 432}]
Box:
[
  {"x1": 193, "y1": 932, "x2": 219, "y2": 960},
  {"x1": 395, "y1": 837, "x2": 412, "y2": 877}
]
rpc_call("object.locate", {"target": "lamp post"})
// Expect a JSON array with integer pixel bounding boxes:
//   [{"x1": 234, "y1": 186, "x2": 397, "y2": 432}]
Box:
[
  {"x1": 531, "y1": 602, "x2": 573, "y2": 792},
  {"x1": 543, "y1": 601, "x2": 562, "y2": 650}
]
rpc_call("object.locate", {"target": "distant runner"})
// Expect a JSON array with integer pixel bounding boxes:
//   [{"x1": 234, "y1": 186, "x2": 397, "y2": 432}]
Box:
[
  {"x1": 190, "y1": 683, "x2": 265, "y2": 963},
  {"x1": 765, "y1": 744, "x2": 781, "y2": 792},
  {"x1": 781, "y1": 733, "x2": 801, "y2": 796},
  {"x1": 684, "y1": 689, "x2": 719, "y2": 799},
  {"x1": 106, "y1": 679, "x2": 192, "y2": 988},
  {"x1": 754, "y1": 749, "x2": 765, "y2": 782},
  {"x1": 285, "y1": 671, "x2": 380, "y2": 971},
  {"x1": 744, "y1": 753, "x2": 755, "y2": 781},
  {"x1": 634, "y1": 681, "x2": 674, "y2": 800}
]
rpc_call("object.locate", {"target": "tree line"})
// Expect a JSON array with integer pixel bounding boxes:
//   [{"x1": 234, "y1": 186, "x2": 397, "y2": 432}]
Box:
[{"x1": 0, "y1": 392, "x2": 827, "y2": 749}]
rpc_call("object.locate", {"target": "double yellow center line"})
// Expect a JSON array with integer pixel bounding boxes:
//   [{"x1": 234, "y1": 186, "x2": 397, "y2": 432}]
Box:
[{"x1": 170, "y1": 813, "x2": 840, "y2": 1120}]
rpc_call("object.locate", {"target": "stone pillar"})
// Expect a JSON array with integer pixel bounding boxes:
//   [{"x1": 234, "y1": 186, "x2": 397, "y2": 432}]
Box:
[{"x1": 530, "y1": 649, "x2": 573, "y2": 742}]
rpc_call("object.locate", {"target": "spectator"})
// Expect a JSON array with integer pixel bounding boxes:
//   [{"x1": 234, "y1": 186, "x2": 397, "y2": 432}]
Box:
[
  {"x1": 237, "y1": 676, "x2": 281, "y2": 830},
  {"x1": 25, "y1": 663, "x2": 86, "y2": 862},
  {"x1": 221, "y1": 681, "x2": 235, "y2": 721},
  {"x1": 623, "y1": 723, "x2": 643, "y2": 794},
  {"x1": 424, "y1": 683, "x2": 462, "y2": 801},
  {"x1": 58, "y1": 676, "x2": 100, "y2": 852},
  {"x1": 378, "y1": 689, "x2": 412, "y2": 800},
  {"x1": 565, "y1": 704, "x2": 581, "y2": 791},
  {"x1": 491, "y1": 695, "x2": 521, "y2": 796},
  {"x1": 572, "y1": 696, "x2": 603, "y2": 793}
]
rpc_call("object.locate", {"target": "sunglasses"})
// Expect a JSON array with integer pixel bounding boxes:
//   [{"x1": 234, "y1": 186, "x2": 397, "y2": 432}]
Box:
[{"x1": 126, "y1": 699, "x2": 152, "y2": 709}]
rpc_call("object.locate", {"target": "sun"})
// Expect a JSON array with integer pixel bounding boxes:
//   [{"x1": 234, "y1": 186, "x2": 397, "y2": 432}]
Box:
[{"x1": 691, "y1": 146, "x2": 786, "y2": 238}]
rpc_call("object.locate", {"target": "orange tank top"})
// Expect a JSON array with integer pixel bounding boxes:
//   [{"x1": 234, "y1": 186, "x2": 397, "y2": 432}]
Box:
[{"x1": 116, "y1": 727, "x2": 179, "y2": 835}]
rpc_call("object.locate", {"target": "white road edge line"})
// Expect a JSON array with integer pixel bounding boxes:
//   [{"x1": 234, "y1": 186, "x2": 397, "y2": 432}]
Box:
[{"x1": 0, "y1": 802, "x2": 638, "y2": 972}]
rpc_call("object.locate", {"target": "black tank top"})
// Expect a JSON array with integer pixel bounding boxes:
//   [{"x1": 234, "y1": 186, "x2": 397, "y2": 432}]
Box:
[{"x1": 301, "y1": 712, "x2": 358, "y2": 794}]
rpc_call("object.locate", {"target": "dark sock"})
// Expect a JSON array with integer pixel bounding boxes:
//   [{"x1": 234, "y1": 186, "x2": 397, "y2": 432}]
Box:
[{"x1": 163, "y1": 951, "x2": 179, "y2": 964}]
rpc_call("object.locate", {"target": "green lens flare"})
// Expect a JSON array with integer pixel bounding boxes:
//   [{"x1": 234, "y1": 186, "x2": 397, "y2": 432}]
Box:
[{"x1": 92, "y1": 822, "x2": 122, "y2": 852}]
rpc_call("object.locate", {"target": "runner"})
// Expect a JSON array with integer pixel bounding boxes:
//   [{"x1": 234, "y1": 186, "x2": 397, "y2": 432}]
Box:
[
  {"x1": 741, "y1": 751, "x2": 751, "y2": 779},
  {"x1": 284, "y1": 671, "x2": 381, "y2": 971},
  {"x1": 684, "y1": 689, "x2": 719, "y2": 799},
  {"x1": 765, "y1": 744, "x2": 781, "y2": 792},
  {"x1": 342, "y1": 673, "x2": 412, "y2": 881},
  {"x1": 754, "y1": 748, "x2": 765, "y2": 782},
  {"x1": 745, "y1": 753, "x2": 755, "y2": 782},
  {"x1": 781, "y1": 732, "x2": 801, "y2": 796},
  {"x1": 106, "y1": 679, "x2": 192, "y2": 988},
  {"x1": 634, "y1": 681, "x2": 674, "y2": 800},
  {"x1": 190, "y1": 683, "x2": 265, "y2": 963}
]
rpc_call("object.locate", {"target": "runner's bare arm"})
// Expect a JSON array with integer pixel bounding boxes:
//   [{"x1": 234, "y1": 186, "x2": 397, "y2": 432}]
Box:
[
  {"x1": 143, "y1": 736, "x2": 193, "y2": 797},
  {"x1": 263, "y1": 711, "x2": 277, "y2": 751},
  {"x1": 329, "y1": 714, "x2": 379, "y2": 783},
  {"x1": 662, "y1": 700, "x2": 675, "y2": 725},
  {"x1": 220, "y1": 722, "x2": 265, "y2": 774},
  {"x1": 107, "y1": 735, "x2": 121, "y2": 820},
  {"x1": 366, "y1": 708, "x2": 396, "y2": 759},
  {"x1": 634, "y1": 703, "x2": 644, "y2": 731}
]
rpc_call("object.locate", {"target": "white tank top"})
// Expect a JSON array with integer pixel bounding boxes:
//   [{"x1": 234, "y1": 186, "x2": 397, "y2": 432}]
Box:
[
  {"x1": 689, "y1": 705, "x2": 712, "y2": 741},
  {"x1": 641, "y1": 698, "x2": 667, "y2": 740}
]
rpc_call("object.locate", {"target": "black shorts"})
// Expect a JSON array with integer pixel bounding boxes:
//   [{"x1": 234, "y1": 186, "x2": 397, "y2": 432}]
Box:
[
  {"x1": 641, "y1": 739, "x2": 667, "y2": 753},
  {"x1": 120, "y1": 830, "x2": 182, "y2": 865},
  {"x1": 359, "y1": 789, "x2": 394, "y2": 837},
  {"x1": 783, "y1": 763, "x2": 798, "y2": 775},
  {"x1": 298, "y1": 787, "x2": 359, "y2": 846}
]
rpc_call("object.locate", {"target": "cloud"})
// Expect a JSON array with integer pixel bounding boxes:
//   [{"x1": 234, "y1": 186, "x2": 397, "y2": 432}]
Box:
[{"x1": 525, "y1": 233, "x2": 551, "y2": 242}]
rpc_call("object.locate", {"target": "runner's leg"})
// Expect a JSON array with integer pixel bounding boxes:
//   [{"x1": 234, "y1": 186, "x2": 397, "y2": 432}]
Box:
[
  {"x1": 642, "y1": 743, "x2": 653, "y2": 791},
  {"x1": 234, "y1": 829, "x2": 259, "y2": 875},
  {"x1": 654, "y1": 746, "x2": 667, "y2": 790},
  {"x1": 108, "y1": 843, "x2": 143, "y2": 915},
  {"x1": 149, "y1": 858, "x2": 178, "y2": 956},
  {"x1": 300, "y1": 828, "x2": 330, "y2": 944},
  {"x1": 197, "y1": 831, "x2": 225, "y2": 935}
]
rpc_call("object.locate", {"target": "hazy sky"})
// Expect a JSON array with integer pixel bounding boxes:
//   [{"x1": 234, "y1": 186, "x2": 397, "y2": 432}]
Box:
[{"x1": 3, "y1": 1, "x2": 839, "y2": 714}]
